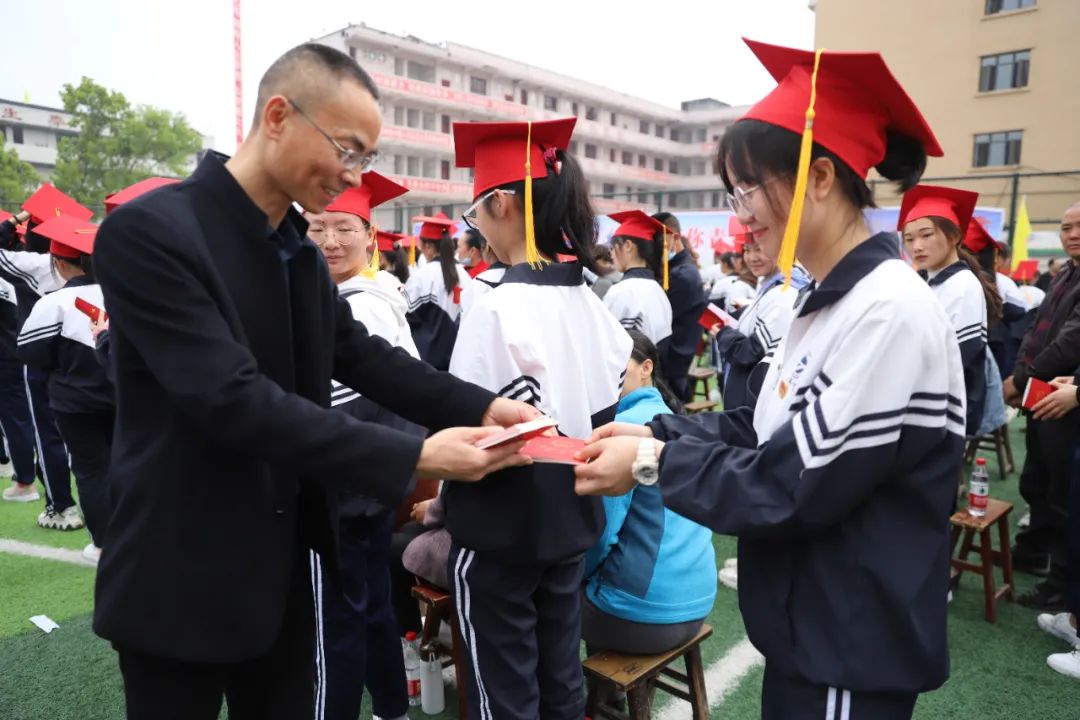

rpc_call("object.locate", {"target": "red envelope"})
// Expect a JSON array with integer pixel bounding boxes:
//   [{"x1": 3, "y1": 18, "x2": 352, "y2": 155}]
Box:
[
  {"x1": 474, "y1": 416, "x2": 558, "y2": 450},
  {"x1": 74, "y1": 297, "x2": 106, "y2": 324},
  {"x1": 698, "y1": 302, "x2": 735, "y2": 331},
  {"x1": 521, "y1": 436, "x2": 586, "y2": 465},
  {"x1": 1022, "y1": 378, "x2": 1055, "y2": 411}
]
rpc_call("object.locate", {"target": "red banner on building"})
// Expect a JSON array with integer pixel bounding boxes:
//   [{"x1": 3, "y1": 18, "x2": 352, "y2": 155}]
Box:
[
  {"x1": 370, "y1": 72, "x2": 527, "y2": 117},
  {"x1": 233, "y1": 0, "x2": 243, "y2": 147},
  {"x1": 380, "y1": 125, "x2": 453, "y2": 148}
]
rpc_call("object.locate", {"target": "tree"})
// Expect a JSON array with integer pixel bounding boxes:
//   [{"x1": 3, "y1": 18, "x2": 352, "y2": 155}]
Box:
[
  {"x1": 0, "y1": 134, "x2": 41, "y2": 211},
  {"x1": 52, "y1": 77, "x2": 202, "y2": 211}
]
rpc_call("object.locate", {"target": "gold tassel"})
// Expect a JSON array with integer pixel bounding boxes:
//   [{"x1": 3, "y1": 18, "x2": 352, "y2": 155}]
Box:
[
  {"x1": 661, "y1": 227, "x2": 670, "y2": 291},
  {"x1": 363, "y1": 215, "x2": 380, "y2": 279},
  {"x1": 777, "y1": 47, "x2": 825, "y2": 290},
  {"x1": 408, "y1": 236, "x2": 416, "y2": 266},
  {"x1": 523, "y1": 121, "x2": 548, "y2": 269}
]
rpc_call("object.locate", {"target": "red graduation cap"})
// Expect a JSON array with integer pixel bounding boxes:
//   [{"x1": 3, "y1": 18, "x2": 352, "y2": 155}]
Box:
[
  {"x1": 728, "y1": 215, "x2": 753, "y2": 253},
  {"x1": 22, "y1": 184, "x2": 93, "y2": 225},
  {"x1": 324, "y1": 171, "x2": 409, "y2": 224},
  {"x1": 413, "y1": 211, "x2": 457, "y2": 241},
  {"x1": 898, "y1": 185, "x2": 978, "y2": 236},
  {"x1": 609, "y1": 210, "x2": 672, "y2": 289},
  {"x1": 32, "y1": 215, "x2": 98, "y2": 258},
  {"x1": 453, "y1": 118, "x2": 576, "y2": 199},
  {"x1": 104, "y1": 177, "x2": 179, "y2": 214},
  {"x1": 0, "y1": 210, "x2": 11, "y2": 224},
  {"x1": 963, "y1": 216, "x2": 999, "y2": 254},
  {"x1": 741, "y1": 38, "x2": 943, "y2": 179},
  {"x1": 376, "y1": 230, "x2": 403, "y2": 254},
  {"x1": 1012, "y1": 259, "x2": 1039, "y2": 283}
]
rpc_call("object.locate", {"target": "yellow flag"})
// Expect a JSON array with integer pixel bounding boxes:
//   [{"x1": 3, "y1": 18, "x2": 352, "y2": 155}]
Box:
[
  {"x1": 1011, "y1": 196, "x2": 1032, "y2": 271},
  {"x1": 23, "y1": 90, "x2": 29, "y2": 103}
]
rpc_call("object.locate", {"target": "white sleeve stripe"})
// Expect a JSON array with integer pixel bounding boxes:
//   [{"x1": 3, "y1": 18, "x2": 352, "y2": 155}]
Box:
[
  {"x1": 956, "y1": 328, "x2": 987, "y2": 343},
  {"x1": 17, "y1": 323, "x2": 62, "y2": 344},
  {"x1": 800, "y1": 396, "x2": 959, "y2": 456},
  {"x1": 955, "y1": 321, "x2": 984, "y2": 333},
  {"x1": 407, "y1": 293, "x2": 440, "y2": 311},
  {"x1": 0, "y1": 254, "x2": 38, "y2": 290},
  {"x1": 330, "y1": 393, "x2": 360, "y2": 407}
]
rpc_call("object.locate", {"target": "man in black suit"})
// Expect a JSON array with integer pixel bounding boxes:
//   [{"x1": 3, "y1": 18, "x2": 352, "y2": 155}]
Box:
[
  {"x1": 93, "y1": 44, "x2": 536, "y2": 720},
  {"x1": 653, "y1": 212, "x2": 708, "y2": 402}
]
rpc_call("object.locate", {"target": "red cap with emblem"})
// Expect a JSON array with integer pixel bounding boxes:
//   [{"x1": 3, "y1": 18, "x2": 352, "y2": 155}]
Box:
[
  {"x1": 324, "y1": 171, "x2": 409, "y2": 224},
  {"x1": 453, "y1": 118, "x2": 576, "y2": 199},
  {"x1": 32, "y1": 215, "x2": 98, "y2": 258},
  {"x1": 376, "y1": 230, "x2": 403, "y2": 253},
  {"x1": 22, "y1": 184, "x2": 93, "y2": 225},
  {"x1": 898, "y1": 185, "x2": 979, "y2": 235},
  {"x1": 963, "y1": 216, "x2": 1000, "y2": 254},
  {"x1": 413, "y1": 211, "x2": 457, "y2": 241},
  {"x1": 104, "y1": 177, "x2": 179, "y2": 214},
  {"x1": 728, "y1": 215, "x2": 753, "y2": 253},
  {"x1": 609, "y1": 210, "x2": 666, "y2": 243}
]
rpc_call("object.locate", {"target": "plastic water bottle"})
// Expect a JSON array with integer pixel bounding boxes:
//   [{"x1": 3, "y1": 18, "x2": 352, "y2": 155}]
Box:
[
  {"x1": 969, "y1": 457, "x2": 989, "y2": 517},
  {"x1": 403, "y1": 632, "x2": 422, "y2": 707},
  {"x1": 420, "y1": 644, "x2": 445, "y2": 714}
]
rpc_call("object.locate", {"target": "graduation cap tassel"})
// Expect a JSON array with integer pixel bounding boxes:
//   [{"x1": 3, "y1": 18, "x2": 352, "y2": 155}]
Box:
[
  {"x1": 523, "y1": 121, "x2": 546, "y2": 270},
  {"x1": 777, "y1": 47, "x2": 826, "y2": 291},
  {"x1": 661, "y1": 227, "x2": 670, "y2": 291},
  {"x1": 408, "y1": 236, "x2": 416, "y2": 266},
  {"x1": 364, "y1": 215, "x2": 380, "y2": 279}
]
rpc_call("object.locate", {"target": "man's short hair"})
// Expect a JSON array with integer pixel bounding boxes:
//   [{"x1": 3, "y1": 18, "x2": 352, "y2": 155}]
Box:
[
  {"x1": 651, "y1": 211, "x2": 681, "y2": 234},
  {"x1": 253, "y1": 43, "x2": 379, "y2": 128},
  {"x1": 463, "y1": 229, "x2": 486, "y2": 252}
]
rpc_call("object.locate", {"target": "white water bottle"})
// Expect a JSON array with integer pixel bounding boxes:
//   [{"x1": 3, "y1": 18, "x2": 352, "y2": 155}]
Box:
[
  {"x1": 420, "y1": 645, "x2": 445, "y2": 714},
  {"x1": 969, "y1": 457, "x2": 989, "y2": 517},
  {"x1": 403, "y1": 632, "x2": 422, "y2": 706}
]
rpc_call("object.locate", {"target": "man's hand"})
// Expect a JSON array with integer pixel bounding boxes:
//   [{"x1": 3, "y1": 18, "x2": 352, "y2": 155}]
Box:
[
  {"x1": 1002, "y1": 375, "x2": 1021, "y2": 408},
  {"x1": 410, "y1": 498, "x2": 435, "y2": 525},
  {"x1": 574, "y1": 436, "x2": 663, "y2": 497},
  {"x1": 587, "y1": 422, "x2": 654, "y2": 444},
  {"x1": 481, "y1": 397, "x2": 543, "y2": 428},
  {"x1": 416, "y1": 426, "x2": 531, "y2": 481},
  {"x1": 1032, "y1": 382, "x2": 1080, "y2": 421},
  {"x1": 1051, "y1": 376, "x2": 1077, "y2": 386}
]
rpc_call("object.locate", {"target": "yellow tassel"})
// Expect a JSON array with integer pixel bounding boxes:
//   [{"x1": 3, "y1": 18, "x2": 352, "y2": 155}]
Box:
[
  {"x1": 363, "y1": 215, "x2": 380, "y2": 279},
  {"x1": 777, "y1": 48, "x2": 826, "y2": 290},
  {"x1": 661, "y1": 227, "x2": 670, "y2": 291},
  {"x1": 408, "y1": 236, "x2": 416, "y2": 266},
  {"x1": 523, "y1": 121, "x2": 548, "y2": 270}
]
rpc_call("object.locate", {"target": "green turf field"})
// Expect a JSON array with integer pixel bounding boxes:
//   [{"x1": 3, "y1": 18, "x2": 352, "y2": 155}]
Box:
[{"x1": 1, "y1": 417, "x2": 1079, "y2": 719}]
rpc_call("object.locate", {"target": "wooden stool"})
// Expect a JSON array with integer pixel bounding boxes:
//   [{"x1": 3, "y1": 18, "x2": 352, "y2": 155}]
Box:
[
  {"x1": 949, "y1": 499, "x2": 1015, "y2": 623},
  {"x1": 684, "y1": 400, "x2": 718, "y2": 414},
  {"x1": 411, "y1": 584, "x2": 469, "y2": 720},
  {"x1": 584, "y1": 624, "x2": 712, "y2": 720},
  {"x1": 964, "y1": 425, "x2": 1014, "y2": 480},
  {"x1": 688, "y1": 367, "x2": 716, "y2": 400}
]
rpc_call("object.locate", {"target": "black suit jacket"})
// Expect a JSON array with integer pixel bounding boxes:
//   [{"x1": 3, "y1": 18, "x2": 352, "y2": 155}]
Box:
[
  {"x1": 92, "y1": 154, "x2": 495, "y2": 663},
  {"x1": 1014, "y1": 263, "x2": 1080, "y2": 389},
  {"x1": 663, "y1": 250, "x2": 708, "y2": 393}
]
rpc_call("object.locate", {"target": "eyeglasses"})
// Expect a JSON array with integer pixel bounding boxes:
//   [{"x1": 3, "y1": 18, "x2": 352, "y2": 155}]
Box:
[
  {"x1": 308, "y1": 226, "x2": 368, "y2": 247},
  {"x1": 462, "y1": 189, "x2": 515, "y2": 230},
  {"x1": 288, "y1": 99, "x2": 380, "y2": 172},
  {"x1": 725, "y1": 178, "x2": 776, "y2": 218}
]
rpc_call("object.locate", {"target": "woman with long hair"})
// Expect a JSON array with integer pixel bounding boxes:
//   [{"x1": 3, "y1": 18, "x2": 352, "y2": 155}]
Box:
[{"x1": 404, "y1": 213, "x2": 471, "y2": 370}]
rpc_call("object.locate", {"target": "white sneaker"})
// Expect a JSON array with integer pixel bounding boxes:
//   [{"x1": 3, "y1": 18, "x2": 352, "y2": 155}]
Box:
[
  {"x1": 1047, "y1": 649, "x2": 1080, "y2": 679},
  {"x1": 723, "y1": 557, "x2": 738, "y2": 570},
  {"x1": 718, "y1": 566, "x2": 738, "y2": 590},
  {"x1": 3, "y1": 482, "x2": 40, "y2": 503},
  {"x1": 1019, "y1": 510, "x2": 1031, "y2": 529},
  {"x1": 38, "y1": 505, "x2": 84, "y2": 531},
  {"x1": 1038, "y1": 613, "x2": 1080, "y2": 646},
  {"x1": 82, "y1": 543, "x2": 101, "y2": 565}
]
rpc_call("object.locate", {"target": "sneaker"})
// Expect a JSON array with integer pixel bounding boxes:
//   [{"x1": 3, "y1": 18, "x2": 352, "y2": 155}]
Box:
[
  {"x1": 3, "y1": 482, "x2": 40, "y2": 503},
  {"x1": 82, "y1": 543, "x2": 101, "y2": 565},
  {"x1": 1018, "y1": 582, "x2": 1067, "y2": 612},
  {"x1": 1038, "y1": 613, "x2": 1080, "y2": 646},
  {"x1": 723, "y1": 557, "x2": 738, "y2": 570},
  {"x1": 1047, "y1": 649, "x2": 1080, "y2": 679},
  {"x1": 1019, "y1": 510, "x2": 1031, "y2": 529},
  {"x1": 38, "y1": 505, "x2": 84, "y2": 531},
  {"x1": 718, "y1": 566, "x2": 738, "y2": 590}
]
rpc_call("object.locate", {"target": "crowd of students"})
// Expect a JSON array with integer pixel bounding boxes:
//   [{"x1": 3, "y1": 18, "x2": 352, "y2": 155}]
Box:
[{"x1": 2, "y1": 36, "x2": 1079, "y2": 720}]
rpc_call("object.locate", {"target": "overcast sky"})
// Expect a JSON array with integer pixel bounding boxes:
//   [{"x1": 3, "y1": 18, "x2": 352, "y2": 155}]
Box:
[{"x1": 2, "y1": 0, "x2": 815, "y2": 153}]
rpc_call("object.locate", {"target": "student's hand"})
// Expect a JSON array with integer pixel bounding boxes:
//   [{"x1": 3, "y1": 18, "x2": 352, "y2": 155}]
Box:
[
  {"x1": 587, "y1": 422, "x2": 654, "y2": 444},
  {"x1": 1032, "y1": 384, "x2": 1080, "y2": 421},
  {"x1": 708, "y1": 323, "x2": 724, "y2": 337},
  {"x1": 573, "y1": 436, "x2": 665, "y2": 497},
  {"x1": 411, "y1": 499, "x2": 434, "y2": 525},
  {"x1": 1002, "y1": 375, "x2": 1021, "y2": 407},
  {"x1": 481, "y1": 397, "x2": 543, "y2": 428},
  {"x1": 416, "y1": 426, "x2": 531, "y2": 482},
  {"x1": 90, "y1": 317, "x2": 109, "y2": 342},
  {"x1": 1051, "y1": 376, "x2": 1076, "y2": 386}
]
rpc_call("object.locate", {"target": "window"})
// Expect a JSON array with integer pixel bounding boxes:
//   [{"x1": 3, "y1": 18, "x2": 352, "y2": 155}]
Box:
[
  {"x1": 520, "y1": 89, "x2": 528, "y2": 105},
  {"x1": 394, "y1": 107, "x2": 404, "y2": 125},
  {"x1": 639, "y1": 120, "x2": 649, "y2": 134},
  {"x1": 544, "y1": 95, "x2": 558, "y2": 111},
  {"x1": 422, "y1": 111, "x2": 435, "y2": 131},
  {"x1": 584, "y1": 143, "x2": 598, "y2": 159},
  {"x1": 973, "y1": 130, "x2": 1023, "y2": 167},
  {"x1": 470, "y1": 77, "x2": 488, "y2": 95},
  {"x1": 669, "y1": 160, "x2": 679, "y2": 174},
  {"x1": 985, "y1": 0, "x2": 1035, "y2": 13},
  {"x1": 572, "y1": 102, "x2": 580, "y2": 116},
  {"x1": 394, "y1": 58, "x2": 405, "y2": 76},
  {"x1": 504, "y1": 93, "x2": 514, "y2": 102},
  {"x1": 441, "y1": 114, "x2": 451, "y2": 134},
  {"x1": 406, "y1": 108, "x2": 420, "y2": 128},
  {"x1": 693, "y1": 161, "x2": 707, "y2": 176},
  {"x1": 610, "y1": 112, "x2": 617, "y2": 127},
  {"x1": 979, "y1": 50, "x2": 1031, "y2": 91},
  {"x1": 622, "y1": 151, "x2": 633, "y2": 166},
  {"x1": 694, "y1": 128, "x2": 707, "y2": 142},
  {"x1": 654, "y1": 158, "x2": 664, "y2": 172},
  {"x1": 440, "y1": 79, "x2": 451, "y2": 88},
  {"x1": 393, "y1": 155, "x2": 404, "y2": 175},
  {"x1": 602, "y1": 183, "x2": 616, "y2": 196},
  {"x1": 348, "y1": 47, "x2": 357, "y2": 61},
  {"x1": 585, "y1": 106, "x2": 598, "y2": 121},
  {"x1": 407, "y1": 61, "x2": 435, "y2": 83},
  {"x1": 441, "y1": 160, "x2": 451, "y2": 180},
  {"x1": 638, "y1": 191, "x2": 649, "y2": 203},
  {"x1": 638, "y1": 154, "x2": 646, "y2": 168},
  {"x1": 569, "y1": 141, "x2": 579, "y2": 154},
  {"x1": 422, "y1": 158, "x2": 436, "y2": 178},
  {"x1": 407, "y1": 156, "x2": 420, "y2": 176},
  {"x1": 609, "y1": 149, "x2": 616, "y2": 162},
  {"x1": 655, "y1": 124, "x2": 665, "y2": 138}
]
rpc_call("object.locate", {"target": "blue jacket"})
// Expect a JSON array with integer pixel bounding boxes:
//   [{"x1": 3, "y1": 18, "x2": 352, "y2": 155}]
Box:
[{"x1": 584, "y1": 386, "x2": 716, "y2": 623}]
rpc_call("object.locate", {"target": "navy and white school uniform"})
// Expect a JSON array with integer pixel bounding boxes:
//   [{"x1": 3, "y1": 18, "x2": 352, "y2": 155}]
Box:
[
  {"x1": 404, "y1": 260, "x2": 471, "y2": 370},
  {"x1": 0, "y1": 248, "x2": 73, "y2": 514},
  {"x1": 991, "y1": 271, "x2": 1029, "y2": 378},
  {"x1": 459, "y1": 262, "x2": 507, "y2": 320},
  {"x1": 714, "y1": 268, "x2": 807, "y2": 411},
  {"x1": 603, "y1": 267, "x2": 672, "y2": 348},
  {"x1": 314, "y1": 269, "x2": 423, "y2": 720},
  {"x1": 926, "y1": 262, "x2": 988, "y2": 436},
  {"x1": 17, "y1": 276, "x2": 113, "y2": 542},
  {"x1": 0, "y1": 276, "x2": 37, "y2": 490},
  {"x1": 446, "y1": 262, "x2": 632, "y2": 720},
  {"x1": 647, "y1": 233, "x2": 965, "y2": 714},
  {"x1": 709, "y1": 272, "x2": 756, "y2": 313}
]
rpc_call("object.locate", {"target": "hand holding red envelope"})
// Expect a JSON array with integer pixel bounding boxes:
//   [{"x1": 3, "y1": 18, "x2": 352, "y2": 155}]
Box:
[
  {"x1": 474, "y1": 416, "x2": 558, "y2": 450},
  {"x1": 698, "y1": 302, "x2": 736, "y2": 331}
]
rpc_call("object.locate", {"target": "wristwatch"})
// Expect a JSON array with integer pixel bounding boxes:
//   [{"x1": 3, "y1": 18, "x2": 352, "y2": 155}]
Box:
[{"x1": 632, "y1": 438, "x2": 660, "y2": 486}]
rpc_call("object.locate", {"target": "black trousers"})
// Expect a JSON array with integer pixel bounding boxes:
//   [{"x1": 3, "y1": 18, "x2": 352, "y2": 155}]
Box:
[
  {"x1": 0, "y1": 359, "x2": 37, "y2": 486},
  {"x1": 389, "y1": 520, "x2": 427, "y2": 636},
  {"x1": 1016, "y1": 415, "x2": 1073, "y2": 587},
  {"x1": 314, "y1": 512, "x2": 407, "y2": 720},
  {"x1": 761, "y1": 664, "x2": 917, "y2": 720},
  {"x1": 449, "y1": 543, "x2": 585, "y2": 720},
  {"x1": 581, "y1": 596, "x2": 704, "y2": 655},
  {"x1": 116, "y1": 554, "x2": 315, "y2": 720},
  {"x1": 1068, "y1": 445, "x2": 1080, "y2": 617},
  {"x1": 54, "y1": 409, "x2": 114, "y2": 545},
  {"x1": 23, "y1": 366, "x2": 73, "y2": 511}
]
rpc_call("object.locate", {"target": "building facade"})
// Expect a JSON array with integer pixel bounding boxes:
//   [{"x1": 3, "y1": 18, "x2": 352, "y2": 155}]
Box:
[
  {"x1": 0, "y1": 100, "x2": 77, "y2": 180},
  {"x1": 814, "y1": 0, "x2": 1080, "y2": 237},
  {"x1": 314, "y1": 24, "x2": 746, "y2": 232}
]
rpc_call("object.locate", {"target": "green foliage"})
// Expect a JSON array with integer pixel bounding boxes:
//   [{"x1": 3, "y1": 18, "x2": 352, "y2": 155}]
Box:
[
  {"x1": 52, "y1": 77, "x2": 201, "y2": 212},
  {"x1": 0, "y1": 134, "x2": 41, "y2": 210}
]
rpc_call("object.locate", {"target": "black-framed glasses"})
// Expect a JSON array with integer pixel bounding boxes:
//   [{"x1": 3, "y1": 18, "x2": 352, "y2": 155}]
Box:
[
  {"x1": 462, "y1": 188, "x2": 516, "y2": 230},
  {"x1": 288, "y1": 98, "x2": 380, "y2": 172}
]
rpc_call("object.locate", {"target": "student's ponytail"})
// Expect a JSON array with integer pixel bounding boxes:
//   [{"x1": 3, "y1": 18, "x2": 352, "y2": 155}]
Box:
[
  {"x1": 931, "y1": 217, "x2": 1003, "y2": 325},
  {"x1": 628, "y1": 329, "x2": 685, "y2": 415},
  {"x1": 428, "y1": 231, "x2": 459, "y2": 295}
]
